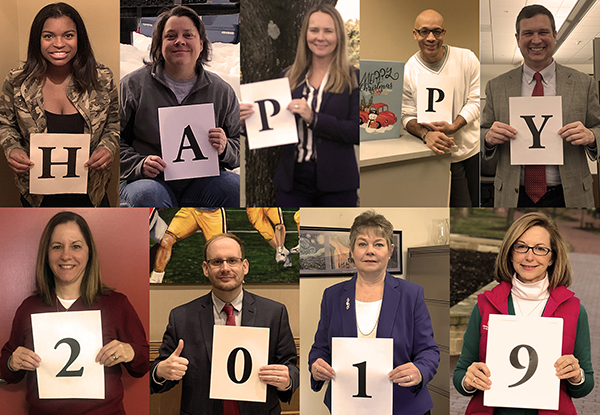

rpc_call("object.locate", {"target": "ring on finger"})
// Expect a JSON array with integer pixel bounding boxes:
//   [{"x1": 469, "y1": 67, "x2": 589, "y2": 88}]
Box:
[
  {"x1": 19, "y1": 362, "x2": 23, "y2": 368},
  {"x1": 277, "y1": 376, "x2": 280, "y2": 382},
  {"x1": 112, "y1": 354, "x2": 119, "y2": 361},
  {"x1": 294, "y1": 104, "x2": 299, "y2": 109},
  {"x1": 571, "y1": 364, "x2": 575, "y2": 371},
  {"x1": 409, "y1": 375, "x2": 413, "y2": 381},
  {"x1": 473, "y1": 377, "x2": 476, "y2": 383},
  {"x1": 316, "y1": 365, "x2": 319, "y2": 373}
]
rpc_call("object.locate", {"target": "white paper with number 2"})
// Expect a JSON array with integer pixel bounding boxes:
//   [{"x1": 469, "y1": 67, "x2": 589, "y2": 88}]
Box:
[
  {"x1": 31, "y1": 310, "x2": 104, "y2": 399},
  {"x1": 332, "y1": 337, "x2": 393, "y2": 415},
  {"x1": 210, "y1": 325, "x2": 269, "y2": 403},
  {"x1": 484, "y1": 314, "x2": 562, "y2": 410}
]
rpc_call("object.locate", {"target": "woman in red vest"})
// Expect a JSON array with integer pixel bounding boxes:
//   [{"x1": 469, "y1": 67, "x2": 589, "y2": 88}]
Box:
[{"x1": 453, "y1": 212, "x2": 593, "y2": 414}]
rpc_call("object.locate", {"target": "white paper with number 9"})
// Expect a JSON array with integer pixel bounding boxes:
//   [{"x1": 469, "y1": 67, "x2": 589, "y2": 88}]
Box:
[
  {"x1": 332, "y1": 337, "x2": 393, "y2": 415},
  {"x1": 31, "y1": 310, "x2": 104, "y2": 399},
  {"x1": 484, "y1": 314, "x2": 562, "y2": 410}
]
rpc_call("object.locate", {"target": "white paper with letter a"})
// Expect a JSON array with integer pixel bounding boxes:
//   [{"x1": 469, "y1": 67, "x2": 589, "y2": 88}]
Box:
[
  {"x1": 509, "y1": 96, "x2": 563, "y2": 165},
  {"x1": 31, "y1": 310, "x2": 104, "y2": 399},
  {"x1": 159, "y1": 103, "x2": 219, "y2": 181},
  {"x1": 332, "y1": 337, "x2": 393, "y2": 415},
  {"x1": 210, "y1": 325, "x2": 269, "y2": 402},
  {"x1": 240, "y1": 78, "x2": 298, "y2": 150},
  {"x1": 417, "y1": 74, "x2": 453, "y2": 124},
  {"x1": 484, "y1": 314, "x2": 562, "y2": 410},
  {"x1": 29, "y1": 133, "x2": 90, "y2": 195}
]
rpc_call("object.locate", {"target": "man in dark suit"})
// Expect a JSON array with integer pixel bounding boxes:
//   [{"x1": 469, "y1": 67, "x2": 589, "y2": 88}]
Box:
[
  {"x1": 482, "y1": 4, "x2": 600, "y2": 207},
  {"x1": 150, "y1": 233, "x2": 299, "y2": 414}
]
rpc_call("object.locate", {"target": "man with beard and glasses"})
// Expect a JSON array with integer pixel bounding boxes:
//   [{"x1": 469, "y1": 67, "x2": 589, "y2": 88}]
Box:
[{"x1": 150, "y1": 233, "x2": 299, "y2": 414}]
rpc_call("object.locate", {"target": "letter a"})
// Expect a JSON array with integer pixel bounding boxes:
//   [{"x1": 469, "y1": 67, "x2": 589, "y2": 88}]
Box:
[
  {"x1": 520, "y1": 115, "x2": 552, "y2": 149},
  {"x1": 173, "y1": 125, "x2": 208, "y2": 163},
  {"x1": 426, "y1": 88, "x2": 445, "y2": 112},
  {"x1": 255, "y1": 99, "x2": 281, "y2": 131}
]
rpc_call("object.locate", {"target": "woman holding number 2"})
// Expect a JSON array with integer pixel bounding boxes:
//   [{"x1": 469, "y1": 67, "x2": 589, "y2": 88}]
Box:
[
  {"x1": 0, "y1": 212, "x2": 148, "y2": 415},
  {"x1": 453, "y1": 212, "x2": 593, "y2": 414},
  {"x1": 308, "y1": 210, "x2": 440, "y2": 415}
]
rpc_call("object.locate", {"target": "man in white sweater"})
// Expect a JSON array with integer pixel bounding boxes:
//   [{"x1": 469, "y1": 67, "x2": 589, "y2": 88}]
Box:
[{"x1": 401, "y1": 9, "x2": 480, "y2": 207}]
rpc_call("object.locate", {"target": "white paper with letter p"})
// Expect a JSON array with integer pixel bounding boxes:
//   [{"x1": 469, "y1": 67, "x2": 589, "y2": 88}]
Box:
[
  {"x1": 417, "y1": 74, "x2": 453, "y2": 124},
  {"x1": 484, "y1": 314, "x2": 562, "y2": 410},
  {"x1": 29, "y1": 133, "x2": 90, "y2": 195},
  {"x1": 210, "y1": 325, "x2": 269, "y2": 402},
  {"x1": 332, "y1": 337, "x2": 393, "y2": 415},
  {"x1": 509, "y1": 96, "x2": 563, "y2": 165},
  {"x1": 31, "y1": 310, "x2": 104, "y2": 399},
  {"x1": 158, "y1": 103, "x2": 219, "y2": 181},
  {"x1": 240, "y1": 78, "x2": 298, "y2": 150}
]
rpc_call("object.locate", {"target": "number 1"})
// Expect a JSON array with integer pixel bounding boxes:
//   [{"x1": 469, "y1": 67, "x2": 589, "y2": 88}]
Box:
[{"x1": 352, "y1": 361, "x2": 372, "y2": 398}]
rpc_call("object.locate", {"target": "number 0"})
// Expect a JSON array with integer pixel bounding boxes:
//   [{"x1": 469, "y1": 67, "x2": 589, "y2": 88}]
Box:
[
  {"x1": 227, "y1": 347, "x2": 252, "y2": 384},
  {"x1": 54, "y1": 337, "x2": 84, "y2": 378}
]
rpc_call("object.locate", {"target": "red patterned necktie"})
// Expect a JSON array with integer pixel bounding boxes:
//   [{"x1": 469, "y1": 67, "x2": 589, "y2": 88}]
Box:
[
  {"x1": 222, "y1": 304, "x2": 240, "y2": 415},
  {"x1": 524, "y1": 72, "x2": 547, "y2": 203}
]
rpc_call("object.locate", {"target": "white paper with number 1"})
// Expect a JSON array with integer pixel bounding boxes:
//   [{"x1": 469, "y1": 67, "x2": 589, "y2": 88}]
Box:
[
  {"x1": 484, "y1": 314, "x2": 562, "y2": 410},
  {"x1": 31, "y1": 310, "x2": 104, "y2": 399},
  {"x1": 332, "y1": 337, "x2": 393, "y2": 415}
]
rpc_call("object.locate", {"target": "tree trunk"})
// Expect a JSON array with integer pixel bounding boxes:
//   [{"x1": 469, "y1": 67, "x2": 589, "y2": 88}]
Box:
[{"x1": 241, "y1": 0, "x2": 337, "y2": 206}]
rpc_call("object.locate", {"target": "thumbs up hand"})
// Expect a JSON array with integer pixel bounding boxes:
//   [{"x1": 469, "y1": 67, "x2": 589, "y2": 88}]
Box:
[{"x1": 156, "y1": 339, "x2": 189, "y2": 381}]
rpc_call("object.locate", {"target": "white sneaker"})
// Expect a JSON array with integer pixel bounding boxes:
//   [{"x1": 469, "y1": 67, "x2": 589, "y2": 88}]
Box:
[
  {"x1": 290, "y1": 244, "x2": 300, "y2": 254},
  {"x1": 284, "y1": 254, "x2": 292, "y2": 268},
  {"x1": 276, "y1": 247, "x2": 289, "y2": 264},
  {"x1": 150, "y1": 271, "x2": 165, "y2": 284}
]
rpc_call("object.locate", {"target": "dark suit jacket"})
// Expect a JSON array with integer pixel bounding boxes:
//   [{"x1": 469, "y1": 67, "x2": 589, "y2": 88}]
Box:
[
  {"x1": 273, "y1": 68, "x2": 359, "y2": 194},
  {"x1": 308, "y1": 273, "x2": 440, "y2": 415},
  {"x1": 151, "y1": 290, "x2": 299, "y2": 415},
  {"x1": 481, "y1": 63, "x2": 600, "y2": 207}
]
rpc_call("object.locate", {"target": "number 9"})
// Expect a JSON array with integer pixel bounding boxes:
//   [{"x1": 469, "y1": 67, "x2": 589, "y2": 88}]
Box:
[{"x1": 508, "y1": 344, "x2": 538, "y2": 388}]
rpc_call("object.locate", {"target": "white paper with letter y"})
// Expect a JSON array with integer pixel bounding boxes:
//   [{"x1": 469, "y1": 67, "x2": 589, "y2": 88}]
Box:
[
  {"x1": 31, "y1": 310, "x2": 104, "y2": 399},
  {"x1": 332, "y1": 337, "x2": 393, "y2": 415},
  {"x1": 484, "y1": 314, "x2": 562, "y2": 410}
]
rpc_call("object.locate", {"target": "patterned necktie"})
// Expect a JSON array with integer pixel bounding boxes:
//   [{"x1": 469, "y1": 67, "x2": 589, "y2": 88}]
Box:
[
  {"x1": 524, "y1": 72, "x2": 547, "y2": 203},
  {"x1": 222, "y1": 304, "x2": 240, "y2": 415}
]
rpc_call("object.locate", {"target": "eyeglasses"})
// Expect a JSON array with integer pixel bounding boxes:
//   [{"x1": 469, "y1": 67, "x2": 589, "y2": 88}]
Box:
[
  {"x1": 512, "y1": 243, "x2": 552, "y2": 256},
  {"x1": 414, "y1": 28, "x2": 446, "y2": 38},
  {"x1": 206, "y1": 257, "x2": 244, "y2": 268}
]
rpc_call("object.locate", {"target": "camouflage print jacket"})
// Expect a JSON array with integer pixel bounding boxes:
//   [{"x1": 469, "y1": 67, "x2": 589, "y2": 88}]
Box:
[{"x1": 0, "y1": 64, "x2": 119, "y2": 206}]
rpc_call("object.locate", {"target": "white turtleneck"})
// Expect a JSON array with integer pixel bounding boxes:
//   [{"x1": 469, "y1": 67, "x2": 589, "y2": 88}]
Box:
[{"x1": 511, "y1": 273, "x2": 549, "y2": 317}]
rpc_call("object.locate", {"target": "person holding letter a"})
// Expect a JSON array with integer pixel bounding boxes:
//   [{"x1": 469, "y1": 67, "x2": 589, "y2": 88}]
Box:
[
  {"x1": 482, "y1": 4, "x2": 600, "y2": 208},
  {"x1": 453, "y1": 212, "x2": 593, "y2": 413},
  {"x1": 0, "y1": 212, "x2": 149, "y2": 414},
  {"x1": 402, "y1": 9, "x2": 481, "y2": 207},
  {"x1": 120, "y1": 6, "x2": 240, "y2": 208},
  {"x1": 151, "y1": 233, "x2": 299, "y2": 414},
  {"x1": 0, "y1": 2, "x2": 118, "y2": 207},
  {"x1": 241, "y1": 4, "x2": 359, "y2": 207},
  {"x1": 309, "y1": 210, "x2": 440, "y2": 415}
]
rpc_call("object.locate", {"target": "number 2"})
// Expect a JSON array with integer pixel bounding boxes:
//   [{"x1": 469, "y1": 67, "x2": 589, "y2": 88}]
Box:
[
  {"x1": 508, "y1": 344, "x2": 538, "y2": 388},
  {"x1": 54, "y1": 338, "x2": 84, "y2": 377}
]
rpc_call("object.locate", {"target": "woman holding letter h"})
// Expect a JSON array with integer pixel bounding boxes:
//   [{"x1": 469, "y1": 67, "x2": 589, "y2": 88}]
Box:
[
  {"x1": 0, "y1": 211, "x2": 149, "y2": 414},
  {"x1": 0, "y1": 2, "x2": 118, "y2": 207},
  {"x1": 308, "y1": 210, "x2": 440, "y2": 414},
  {"x1": 453, "y1": 212, "x2": 593, "y2": 414}
]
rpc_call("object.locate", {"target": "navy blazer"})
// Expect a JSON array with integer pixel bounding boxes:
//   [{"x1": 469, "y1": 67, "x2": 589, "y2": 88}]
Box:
[
  {"x1": 273, "y1": 68, "x2": 359, "y2": 194},
  {"x1": 308, "y1": 273, "x2": 440, "y2": 415},
  {"x1": 151, "y1": 290, "x2": 299, "y2": 415}
]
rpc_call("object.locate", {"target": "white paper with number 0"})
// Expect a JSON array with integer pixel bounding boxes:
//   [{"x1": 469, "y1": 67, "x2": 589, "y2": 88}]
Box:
[
  {"x1": 332, "y1": 337, "x2": 393, "y2": 415},
  {"x1": 31, "y1": 310, "x2": 104, "y2": 399},
  {"x1": 210, "y1": 325, "x2": 269, "y2": 402},
  {"x1": 484, "y1": 314, "x2": 562, "y2": 409}
]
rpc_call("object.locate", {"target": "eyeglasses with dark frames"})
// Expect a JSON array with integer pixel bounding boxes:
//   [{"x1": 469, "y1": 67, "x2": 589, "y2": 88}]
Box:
[
  {"x1": 512, "y1": 243, "x2": 552, "y2": 256},
  {"x1": 414, "y1": 28, "x2": 446, "y2": 38},
  {"x1": 206, "y1": 257, "x2": 244, "y2": 268}
]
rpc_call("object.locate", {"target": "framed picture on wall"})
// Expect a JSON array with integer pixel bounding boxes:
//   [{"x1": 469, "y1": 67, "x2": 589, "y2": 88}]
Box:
[{"x1": 299, "y1": 226, "x2": 402, "y2": 276}]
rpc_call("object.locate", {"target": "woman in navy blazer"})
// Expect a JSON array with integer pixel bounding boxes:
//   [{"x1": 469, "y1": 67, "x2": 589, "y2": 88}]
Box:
[
  {"x1": 241, "y1": 4, "x2": 359, "y2": 206},
  {"x1": 309, "y1": 211, "x2": 440, "y2": 415}
]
